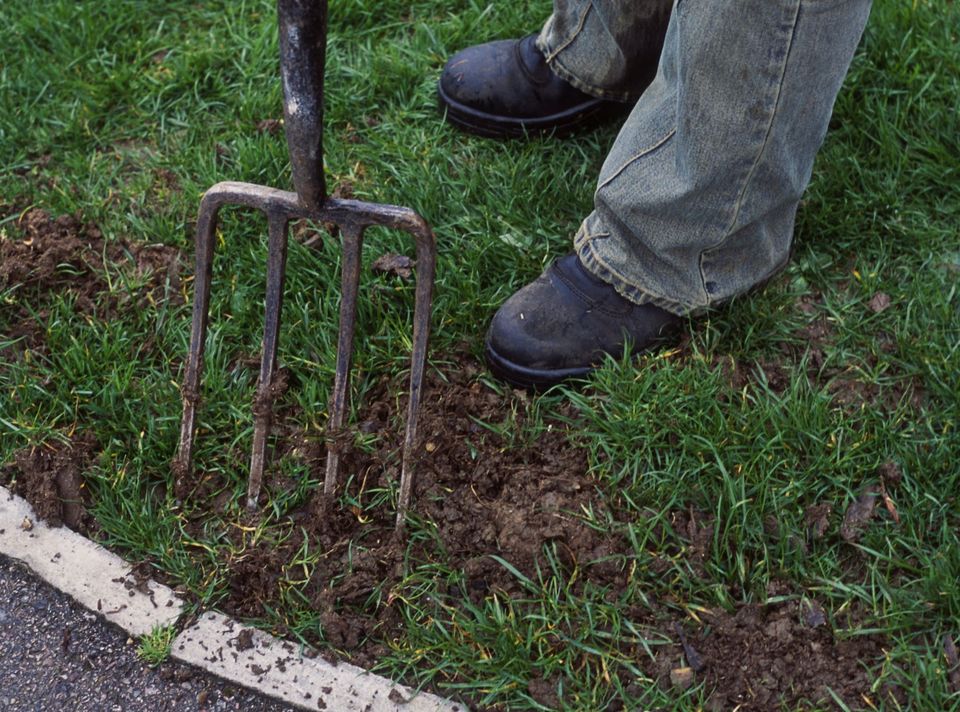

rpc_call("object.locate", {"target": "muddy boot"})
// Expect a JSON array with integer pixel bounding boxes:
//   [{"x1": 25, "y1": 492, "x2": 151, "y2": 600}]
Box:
[
  {"x1": 484, "y1": 254, "x2": 683, "y2": 388},
  {"x1": 437, "y1": 35, "x2": 625, "y2": 139}
]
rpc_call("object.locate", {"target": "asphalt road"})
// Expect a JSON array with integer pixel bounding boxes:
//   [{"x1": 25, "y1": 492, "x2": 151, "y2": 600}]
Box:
[{"x1": 0, "y1": 555, "x2": 295, "y2": 712}]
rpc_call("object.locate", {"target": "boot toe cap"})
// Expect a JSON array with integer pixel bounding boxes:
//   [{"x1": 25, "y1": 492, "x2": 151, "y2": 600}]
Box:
[{"x1": 439, "y1": 39, "x2": 518, "y2": 112}]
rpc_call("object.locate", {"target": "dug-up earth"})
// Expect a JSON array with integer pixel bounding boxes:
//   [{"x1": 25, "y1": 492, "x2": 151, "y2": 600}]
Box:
[{"x1": 1, "y1": 208, "x2": 900, "y2": 710}]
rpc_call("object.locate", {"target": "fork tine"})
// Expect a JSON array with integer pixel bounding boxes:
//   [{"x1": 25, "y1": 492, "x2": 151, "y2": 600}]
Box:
[
  {"x1": 246, "y1": 211, "x2": 290, "y2": 510},
  {"x1": 323, "y1": 222, "x2": 364, "y2": 499},
  {"x1": 395, "y1": 222, "x2": 436, "y2": 531},
  {"x1": 173, "y1": 191, "x2": 221, "y2": 488}
]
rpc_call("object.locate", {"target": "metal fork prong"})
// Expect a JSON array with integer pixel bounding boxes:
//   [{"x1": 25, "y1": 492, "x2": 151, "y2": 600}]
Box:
[
  {"x1": 174, "y1": 191, "x2": 222, "y2": 484},
  {"x1": 246, "y1": 211, "x2": 291, "y2": 510},
  {"x1": 323, "y1": 222, "x2": 364, "y2": 498},
  {"x1": 395, "y1": 224, "x2": 436, "y2": 531}
]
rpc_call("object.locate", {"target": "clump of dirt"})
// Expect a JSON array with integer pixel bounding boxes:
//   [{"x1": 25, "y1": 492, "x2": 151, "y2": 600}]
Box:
[
  {"x1": 1, "y1": 432, "x2": 99, "y2": 534},
  {"x1": 0, "y1": 207, "x2": 182, "y2": 358},
  {"x1": 0, "y1": 207, "x2": 181, "y2": 307},
  {"x1": 692, "y1": 601, "x2": 887, "y2": 710},
  {"x1": 0, "y1": 209, "x2": 102, "y2": 292}
]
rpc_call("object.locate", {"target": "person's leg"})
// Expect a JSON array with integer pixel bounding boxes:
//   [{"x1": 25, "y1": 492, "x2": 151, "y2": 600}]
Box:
[
  {"x1": 577, "y1": 0, "x2": 873, "y2": 313},
  {"x1": 537, "y1": 0, "x2": 673, "y2": 101},
  {"x1": 437, "y1": 1, "x2": 672, "y2": 138},
  {"x1": 487, "y1": 0, "x2": 873, "y2": 387}
]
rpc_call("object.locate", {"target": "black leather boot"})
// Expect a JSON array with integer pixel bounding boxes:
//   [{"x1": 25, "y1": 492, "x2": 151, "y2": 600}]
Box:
[
  {"x1": 485, "y1": 254, "x2": 683, "y2": 388},
  {"x1": 438, "y1": 35, "x2": 624, "y2": 138}
]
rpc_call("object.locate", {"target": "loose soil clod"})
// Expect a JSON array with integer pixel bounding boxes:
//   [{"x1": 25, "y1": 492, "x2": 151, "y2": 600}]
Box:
[
  {"x1": 694, "y1": 603, "x2": 885, "y2": 710},
  {"x1": 840, "y1": 486, "x2": 880, "y2": 543},
  {"x1": 1, "y1": 432, "x2": 98, "y2": 533},
  {"x1": 370, "y1": 252, "x2": 416, "y2": 279}
]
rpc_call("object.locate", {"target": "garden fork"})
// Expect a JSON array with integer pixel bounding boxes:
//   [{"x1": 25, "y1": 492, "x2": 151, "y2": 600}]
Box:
[{"x1": 173, "y1": 0, "x2": 435, "y2": 530}]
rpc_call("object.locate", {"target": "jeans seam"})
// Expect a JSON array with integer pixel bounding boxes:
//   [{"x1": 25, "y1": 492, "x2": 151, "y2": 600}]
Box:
[
  {"x1": 538, "y1": 4, "x2": 641, "y2": 102},
  {"x1": 542, "y1": 4, "x2": 592, "y2": 63},
  {"x1": 598, "y1": 128, "x2": 677, "y2": 191},
  {"x1": 698, "y1": 0, "x2": 803, "y2": 299}
]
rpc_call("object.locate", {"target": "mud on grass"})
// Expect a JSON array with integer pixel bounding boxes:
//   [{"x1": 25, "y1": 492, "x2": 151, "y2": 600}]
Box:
[
  {"x1": 181, "y1": 362, "x2": 603, "y2": 661},
  {"x1": 173, "y1": 361, "x2": 890, "y2": 710},
  {"x1": 0, "y1": 206, "x2": 182, "y2": 360},
  {"x1": 0, "y1": 209, "x2": 903, "y2": 709}
]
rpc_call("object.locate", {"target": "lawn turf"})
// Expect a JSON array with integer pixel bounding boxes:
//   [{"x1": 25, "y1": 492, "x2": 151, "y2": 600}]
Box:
[{"x1": 1, "y1": 0, "x2": 958, "y2": 709}]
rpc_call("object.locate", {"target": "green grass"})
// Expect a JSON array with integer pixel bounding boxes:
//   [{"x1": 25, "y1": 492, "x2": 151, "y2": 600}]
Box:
[
  {"x1": 136, "y1": 624, "x2": 177, "y2": 667},
  {"x1": 1, "y1": 0, "x2": 958, "y2": 709}
]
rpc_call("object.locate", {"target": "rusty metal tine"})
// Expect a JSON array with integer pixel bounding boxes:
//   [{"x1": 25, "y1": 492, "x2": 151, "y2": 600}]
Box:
[
  {"x1": 246, "y1": 211, "x2": 291, "y2": 510},
  {"x1": 395, "y1": 225, "x2": 436, "y2": 530},
  {"x1": 323, "y1": 223, "x2": 364, "y2": 498},
  {"x1": 173, "y1": 191, "x2": 222, "y2": 482}
]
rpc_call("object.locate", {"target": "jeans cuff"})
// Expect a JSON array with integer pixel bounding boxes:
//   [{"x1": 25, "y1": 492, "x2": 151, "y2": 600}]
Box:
[
  {"x1": 573, "y1": 223, "x2": 695, "y2": 317},
  {"x1": 536, "y1": 29, "x2": 641, "y2": 103}
]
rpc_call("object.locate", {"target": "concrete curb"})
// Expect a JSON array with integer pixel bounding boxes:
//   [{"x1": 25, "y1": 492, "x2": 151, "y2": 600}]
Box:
[
  {"x1": 0, "y1": 485, "x2": 463, "y2": 712},
  {"x1": 0, "y1": 486, "x2": 183, "y2": 636},
  {"x1": 173, "y1": 612, "x2": 461, "y2": 711}
]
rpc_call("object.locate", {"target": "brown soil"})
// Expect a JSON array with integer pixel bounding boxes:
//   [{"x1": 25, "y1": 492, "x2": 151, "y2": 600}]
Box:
[
  {"x1": 200, "y1": 363, "x2": 607, "y2": 659},
  {"x1": 1, "y1": 431, "x2": 99, "y2": 534},
  {"x1": 0, "y1": 207, "x2": 182, "y2": 360},
  {"x1": 14, "y1": 208, "x2": 182, "y2": 293},
  {"x1": 2, "y1": 207, "x2": 898, "y2": 710},
  {"x1": 690, "y1": 602, "x2": 887, "y2": 710}
]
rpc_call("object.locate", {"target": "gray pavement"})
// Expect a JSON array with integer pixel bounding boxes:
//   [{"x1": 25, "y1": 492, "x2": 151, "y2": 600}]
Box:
[
  {"x1": 0, "y1": 485, "x2": 459, "y2": 712},
  {"x1": 0, "y1": 554, "x2": 294, "y2": 712}
]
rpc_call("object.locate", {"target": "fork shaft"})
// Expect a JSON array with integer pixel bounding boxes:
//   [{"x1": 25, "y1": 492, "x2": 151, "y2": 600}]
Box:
[{"x1": 278, "y1": 0, "x2": 327, "y2": 210}]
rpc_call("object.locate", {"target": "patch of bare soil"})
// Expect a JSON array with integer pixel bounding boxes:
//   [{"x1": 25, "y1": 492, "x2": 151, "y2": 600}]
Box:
[
  {"x1": 201, "y1": 362, "x2": 608, "y2": 667},
  {"x1": 0, "y1": 208, "x2": 182, "y2": 348},
  {"x1": 1, "y1": 207, "x2": 183, "y2": 301},
  {"x1": 177, "y1": 358, "x2": 889, "y2": 709},
  {"x1": 0, "y1": 432, "x2": 99, "y2": 534},
  {"x1": 690, "y1": 602, "x2": 887, "y2": 710},
  {"x1": 0, "y1": 207, "x2": 182, "y2": 359}
]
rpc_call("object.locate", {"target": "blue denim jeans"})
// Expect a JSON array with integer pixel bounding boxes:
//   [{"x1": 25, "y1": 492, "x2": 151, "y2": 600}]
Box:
[{"x1": 538, "y1": 0, "x2": 872, "y2": 315}]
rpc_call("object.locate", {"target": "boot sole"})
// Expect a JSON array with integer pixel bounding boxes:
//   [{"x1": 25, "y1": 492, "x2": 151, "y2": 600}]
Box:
[
  {"x1": 437, "y1": 83, "x2": 622, "y2": 139},
  {"x1": 484, "y1": 324, "x2": 684, "y2": 390},
  {"x1": 484, "y1": 338, "x2": 593, "y2": 390}
]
